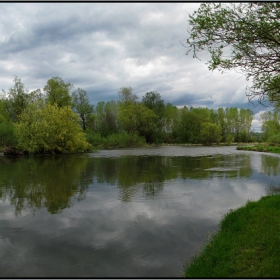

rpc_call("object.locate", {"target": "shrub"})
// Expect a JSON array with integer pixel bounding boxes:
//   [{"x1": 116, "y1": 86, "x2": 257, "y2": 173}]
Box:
[
  {"x1": 15, "y1": 103, "x2": 89, "y2": 153},
  {"x1": 0, "y1": 122, "x2": 17, "y2": 147},
  {"x1": 86, "y1": 131, "x2": 146, "y2": 149}
]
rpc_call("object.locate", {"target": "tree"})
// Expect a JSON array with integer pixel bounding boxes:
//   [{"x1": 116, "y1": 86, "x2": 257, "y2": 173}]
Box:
[
  {"x1": 44, "y1": 77, "x2": 73, "y2": 107},
  {"x1": 176, "y1": 107, "x2": 211, "y2": 143},
  {"x1": 142, "y1": 91, "x2": 165, "y2": 116},
  {"x1": 118, "y1": 87, "x2": 138, "y2": 105},
  {"x1": 15, "y1": 102, "x2": 89, "y2": 153},
  {"x1": 94, "y1": 101, "x2": 118, "y2": 137},
  {"x1": 200, "y1": 122, "x2": 222, "y2": 145},
  {"x1": 186, "y1": 3, "x2": 280, "y2": 105},
  {"x1": 71, "y1": 88, "x2": 94, "y2": 131},
  {"x1": 104, "y1": 100, "x2": 118, "y2": 135},
  {"x1": 142, "y1": 91, "x2": 165, "y2": 142},
  {"x1": 0, "y1": 99, "x2": 9, "y2": 122},
  {"x1": 261, "y1": 110, "x2": 280, "y2": 142},
  {"x1": 162, "y1": 103, "x2": 179, "y2": 143},
  {"x1": 118, "y1": 103, "x2": 157, "y2": 141},
  {"x1": 1, "y1": 76, "x2": 33, "y2": 122}
]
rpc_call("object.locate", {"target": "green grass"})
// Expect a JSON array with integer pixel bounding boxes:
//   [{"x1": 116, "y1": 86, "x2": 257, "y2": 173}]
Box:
[
  {"x1": 183, "y1": 195, "x2": 280, "y2": 278},
  {"x1": 237, "y1": 144, "x2": 280, "y2": 153}
]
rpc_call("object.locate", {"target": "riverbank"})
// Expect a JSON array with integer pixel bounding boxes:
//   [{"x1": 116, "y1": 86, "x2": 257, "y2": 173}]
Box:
[
  {"x1": 0, "y1": 142, "x2": 259, "y2": 155},
  {"x1": 183, "y1": 194, "x2": 280, "y2": 277},
  {"x1": 237, "y1": 144, "x2": 280, "y2": 154}
]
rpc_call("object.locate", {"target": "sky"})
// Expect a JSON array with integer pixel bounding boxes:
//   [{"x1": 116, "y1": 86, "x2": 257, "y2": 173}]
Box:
[{"x1": 0, "y1": 2, "x2": 270, "y2": 132}]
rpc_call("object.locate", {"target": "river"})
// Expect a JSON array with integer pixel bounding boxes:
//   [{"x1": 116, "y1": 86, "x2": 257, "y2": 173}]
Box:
[{"x1": 0, "y1": 146, "x2": 280, "y2": 277}]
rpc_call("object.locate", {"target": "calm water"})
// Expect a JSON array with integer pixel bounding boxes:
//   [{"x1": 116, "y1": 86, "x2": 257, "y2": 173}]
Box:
[{"x1": 0, "y1": 146, "x2": 280, "y2": 277}]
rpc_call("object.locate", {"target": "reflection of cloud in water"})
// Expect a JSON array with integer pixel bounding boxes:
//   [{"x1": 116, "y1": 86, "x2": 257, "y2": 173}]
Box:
[
  {"x1": 204, "y1": 167, "x2": 239, "y2": 171},
  {"x1": 0, "y1": 197, "x2": 218, "y2": 277},
  {"x1": 1, "y1": 171, "x2": 268, "y2": 277},
  {"x1": 0, "y1": 147, "x2": 279, "y2": 277}
]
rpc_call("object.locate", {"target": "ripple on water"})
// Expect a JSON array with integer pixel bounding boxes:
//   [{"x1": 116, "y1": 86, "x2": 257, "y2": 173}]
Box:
[{"x1": 89, "y1": 145, "x2": 243, "y2": 158}]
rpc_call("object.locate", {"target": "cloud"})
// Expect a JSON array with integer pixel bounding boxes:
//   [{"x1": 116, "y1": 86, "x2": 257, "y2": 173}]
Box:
[{"x1": 0, "y1": 3, "x2": 271, "y2": 131}]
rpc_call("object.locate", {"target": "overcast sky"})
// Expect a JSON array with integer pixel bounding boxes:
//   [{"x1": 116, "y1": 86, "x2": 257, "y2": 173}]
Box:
[{"x1": 0, "y1": 3, "x2": 269, "y2": 132}]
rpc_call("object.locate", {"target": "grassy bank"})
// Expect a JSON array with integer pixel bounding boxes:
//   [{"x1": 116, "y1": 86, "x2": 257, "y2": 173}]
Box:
[
  {"x1": 237, "y1": 144, "x2": 280, "y2": 153},
  {"x1": 183, "y1": 195, "x2": 280, "y2": 278}
]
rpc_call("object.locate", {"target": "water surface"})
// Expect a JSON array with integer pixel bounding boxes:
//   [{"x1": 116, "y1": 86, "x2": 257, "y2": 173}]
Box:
[{"x1": 0, "y1": 146, "x2": 279, "y2": 277}]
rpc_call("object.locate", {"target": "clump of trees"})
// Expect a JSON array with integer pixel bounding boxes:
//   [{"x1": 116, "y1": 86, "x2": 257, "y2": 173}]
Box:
[
  {"x1": 260, "y1": 111, "x2": 280, "y2": 145},
  {"x1": 0, "y1": 76, "x2": 89, "y2": 154},
  {"x1": 0, "y1": 76, "x2": 255, "y2": 154}
]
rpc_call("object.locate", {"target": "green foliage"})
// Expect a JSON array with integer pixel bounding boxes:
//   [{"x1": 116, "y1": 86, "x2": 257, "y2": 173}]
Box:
[
  {"x1": 71, "y1": 88, "x2": 94, "y2": 130},
  {"x1": 186, "y1": 3, "x2": 280, "y2": 104},
  {"x1": 85, "y1": 131, "x2": 106, "y2": 147},
  {"x1": 106, "y1": 132, "x2": 145, "y2": 148},
  {"x1": 225, "y1": 133, "x2": 234, "y2": 144},
  {"x1": 44, "y1": 77, "x2": 72, "y2": 107},
  {"x1": 200, "y1": 122, "x2": 222, "y2": 145},
  {"x1": 86, "y1": 131, "x2": 145, "y2": 149},
  {"x1": 15, "y1": 103, "x2": 89, "y2": 153},
  {"x1": 260, "y1": 111, "x2": 280, "y2": 141},
  {"x1": 0, "y1": 122, "x2": 17, "y2": 147},
  {"x1": 94, "y1": 100, "x2": 118, "y2": 137},
  {"x1": 173, "y1": 107, "x2": 211, "y2": 143},
  {"x1": 142, "y1": 91, "x2": 165, "y2": 142},
  {"x1": 267, "y1": 133, "x2": 280, "y2": 145},
  {"x1": 237, "y1": 144, "x2": 280, "y2": 154},
  {"x1": 118, "y1": 102, "x2": 157, "y2": 142},
  {"x1": 0, "y1": 99, "x2": 10, "y2": 122},
  {"x1": 262, "y1": 120, "x2": 280, "y2": 141},
  {"x1": 118, "y1": 87, "x2": 138, "y2": 105},
  {"x1": 1, "y1": 76, "x2": 39, "y2": 122}
]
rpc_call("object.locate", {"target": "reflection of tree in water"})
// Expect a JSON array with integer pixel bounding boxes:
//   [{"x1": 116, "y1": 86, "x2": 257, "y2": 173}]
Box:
[
  {"x1": 0, "y1": 155, "x2": 94, "y2": 215},
  {"x1": 0, "y1": 153, "x2": 255, "y2": 212},
  {"x1": 92, "y1": 154, "x2": 253, "y2": 202},
  {"x1": 90, "y1": 156, "x2": 166, "y2": 202},
  {"x1": 260, "y1": 154, "x2": 280, "y2": 176}
]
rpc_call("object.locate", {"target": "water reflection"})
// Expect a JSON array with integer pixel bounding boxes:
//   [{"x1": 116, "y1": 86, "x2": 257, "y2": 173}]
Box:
[
  {"x1": 1, "y1": 147, "x2": 280, "y2": 277},
  {"x1": 0, "y1": 155, "x2": 91, "y2": 215},
  {"x1": 0, "y1": 153, "x2": 256, "y2": 211},
  {"x1": 1, "y1": 151, "x2": 280, "y2": 213},
  {"x1": 260, "y1": 154, "x2": 280, "y2": 176}
]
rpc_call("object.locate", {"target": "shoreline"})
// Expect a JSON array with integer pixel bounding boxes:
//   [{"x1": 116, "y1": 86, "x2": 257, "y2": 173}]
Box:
[{"x1": 183, "y1": 194, "x2": 280, "y2": 277}]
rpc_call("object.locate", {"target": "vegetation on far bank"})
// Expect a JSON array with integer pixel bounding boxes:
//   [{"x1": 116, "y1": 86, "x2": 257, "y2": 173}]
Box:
[
  {"x1": 237, "y1": 144, "x2": 280, "y2": 154},
  {"x1": 183, "y1": 194, "x2": 280, "y2": 278},
  {"x1": 0, "y1": 76, "x2": 260, "y2": 154}
]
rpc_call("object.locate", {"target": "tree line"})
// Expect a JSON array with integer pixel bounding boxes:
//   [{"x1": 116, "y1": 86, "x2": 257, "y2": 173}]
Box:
[{"x1": 0, "y1": 76, "x2": 255, "y2": 153}]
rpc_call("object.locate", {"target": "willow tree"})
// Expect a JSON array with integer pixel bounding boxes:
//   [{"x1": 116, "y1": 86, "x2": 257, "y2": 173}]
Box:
[{"x1": 186, "y1": 3, "x2": 280, "y2": 105}]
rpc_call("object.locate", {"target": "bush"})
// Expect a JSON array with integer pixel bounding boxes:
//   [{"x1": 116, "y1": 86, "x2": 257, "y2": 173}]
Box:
[
  {"x1": 0, "y1": 122, "x2": 17, "y2": 147},
  {"x1": 106, "y1": 132, "x2": 145, "y2": 148},
  {"x1": 86, "y1": 131, "x2": 146, "y2": 149},
  {"x1": 86, "y1": 131, "x2": 105, "y2": 147},
  {"x1": 201, "y1": 122, "x2": 222, "y2": 145},
  {"x1": 15, "y1": 103, "x2": 89, "y2": 153},
  {"x1": 268, "y1": 133, "x2": 280, "y2": 146}
]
